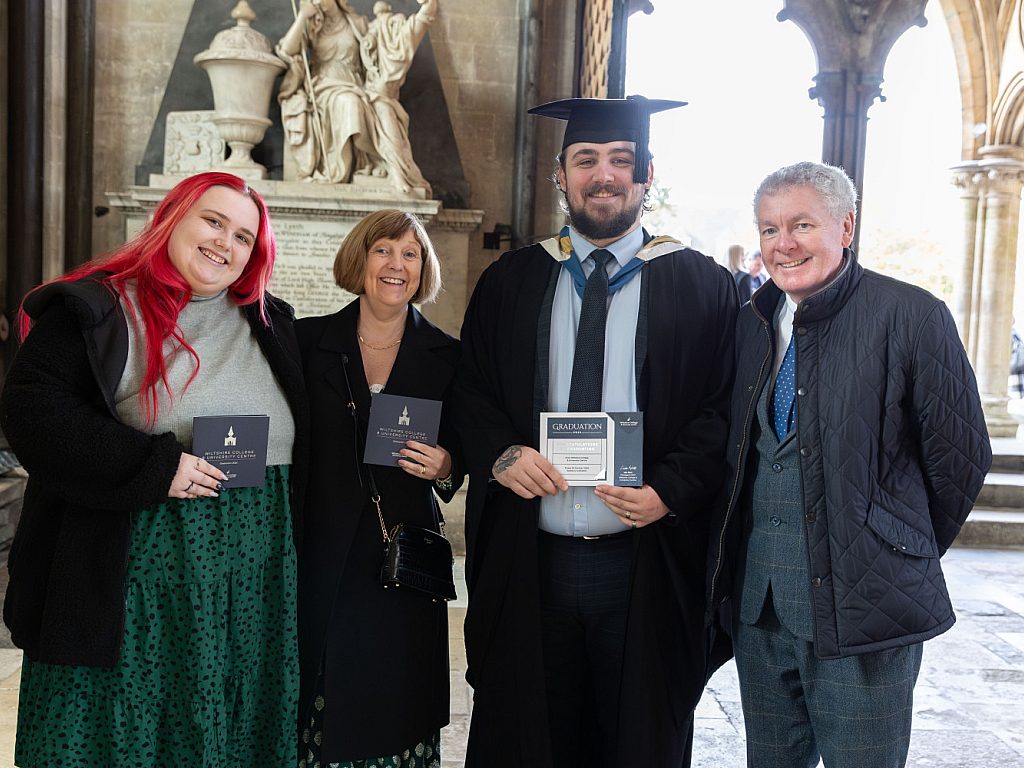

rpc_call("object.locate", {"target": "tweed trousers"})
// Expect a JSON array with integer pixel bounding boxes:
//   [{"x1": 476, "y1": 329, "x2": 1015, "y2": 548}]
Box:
[{"x1": 734, "y1": 375, "x2": 924, "y2": 768}]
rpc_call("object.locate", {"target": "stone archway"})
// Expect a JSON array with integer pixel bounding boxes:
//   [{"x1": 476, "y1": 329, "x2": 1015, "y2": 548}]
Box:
[{"x1": 940, "y1": 0, "x2": 1024, "y2": 436}]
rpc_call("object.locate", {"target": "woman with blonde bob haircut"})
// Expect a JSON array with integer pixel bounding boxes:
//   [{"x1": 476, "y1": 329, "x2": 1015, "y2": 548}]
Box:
[
  {"x1": 334, "y1": 209, "x2": 443, "y2": 304},
  {"x1": 295, "y1": 209, "x2": 464, "y2": 768}
]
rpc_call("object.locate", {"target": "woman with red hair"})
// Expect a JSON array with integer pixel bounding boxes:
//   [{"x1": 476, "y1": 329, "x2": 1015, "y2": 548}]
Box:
[{"x1": 0, "y1": 172, "x2": 308, "y2": 766}]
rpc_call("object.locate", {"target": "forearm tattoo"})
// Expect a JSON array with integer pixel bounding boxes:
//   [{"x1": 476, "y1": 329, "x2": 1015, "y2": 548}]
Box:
[{"x1": 493, "y1": 445, "x2": 522, "y2": 475}]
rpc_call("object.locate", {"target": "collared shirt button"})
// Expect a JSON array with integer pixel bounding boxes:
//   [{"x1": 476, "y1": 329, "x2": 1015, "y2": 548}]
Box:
[
  {"x1": 797, "y1": 387, "x2": 806, "y2": 396},
  {"x1": 769, "y1": 515, "x2": 782, "y2": 527},
  {"x1": 574, "y1": 503, "x2": 582, "y2": 510},
  {"x1": 811, "y1": 576, "x2": 823, "y2": 587},
  {"x1": 771, "y1": 462, "x2": 782, "y2": 473},
  {"x1": 800, "y1": 447, "x2": 811, "y2": 457}
]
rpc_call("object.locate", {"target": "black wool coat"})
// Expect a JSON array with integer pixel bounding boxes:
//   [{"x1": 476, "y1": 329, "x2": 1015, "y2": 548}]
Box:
[
  {"x1": 295, "y1": 301, "x2": 464, "y2": 760},
  {"x1": 1, "y1": 276, "x2": 309, "y2": 667},
  {"x1": 452, "y1": 240, "x2": 737, "y2": 768},
  {"x1": 706, "y1": 250, "x2": 991, "y2": 660}
]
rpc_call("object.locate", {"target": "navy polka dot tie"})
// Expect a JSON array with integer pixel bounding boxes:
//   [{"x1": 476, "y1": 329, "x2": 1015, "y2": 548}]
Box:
[
  {"x1": 773, "y1": 336, "x2": 797, "y2": 439},
  {"x1": 567, "y1": 249, "x2": 613, "y2": 413}
]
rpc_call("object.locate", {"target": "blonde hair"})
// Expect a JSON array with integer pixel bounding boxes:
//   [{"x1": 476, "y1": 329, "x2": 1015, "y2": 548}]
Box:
[
  {"x1": 726, "y1": 244, "x2": 745, "y2": 273},
  {"x1": 333, "y1": 209, "x2": 442, "y2": 304}
]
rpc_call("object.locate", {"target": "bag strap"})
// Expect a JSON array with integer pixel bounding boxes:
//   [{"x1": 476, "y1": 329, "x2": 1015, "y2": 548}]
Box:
[{"x1": 338, "y1": 354, "x2": 447, "y2": 545}]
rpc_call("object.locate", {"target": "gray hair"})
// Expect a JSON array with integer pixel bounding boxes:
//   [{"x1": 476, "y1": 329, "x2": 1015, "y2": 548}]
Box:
[{"x1": 753, "y1": 161, "x2": 858, "y2": 224}]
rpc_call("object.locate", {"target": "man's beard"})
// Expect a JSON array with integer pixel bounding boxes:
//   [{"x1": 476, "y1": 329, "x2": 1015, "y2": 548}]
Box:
[{"x1": 566, "y1": 184, "x2": 644, "y2": 242}]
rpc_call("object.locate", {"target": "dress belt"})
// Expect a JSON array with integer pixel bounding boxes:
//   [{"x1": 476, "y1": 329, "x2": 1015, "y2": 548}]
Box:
[{"x1": 537, "y1": 529, "x2": 633, "y2": 542}]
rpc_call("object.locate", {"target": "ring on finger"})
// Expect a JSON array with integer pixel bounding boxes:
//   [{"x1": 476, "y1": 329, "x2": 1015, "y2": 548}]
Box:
[
  {"x1": 631, "y1": 519, "x2": 638, "y2": 529},
  {"x1": 626, "y1": 510, "x2": 632, "y2": 520},
  {"x1": 185, "y1": 480, "x2": 195, "y2": 493},
  {"x1": 419, "y1": 465, "x2": 425, "y2": 475},
  {"x1": 195, "y1": 458, "x2": 201, "y2": 470}
]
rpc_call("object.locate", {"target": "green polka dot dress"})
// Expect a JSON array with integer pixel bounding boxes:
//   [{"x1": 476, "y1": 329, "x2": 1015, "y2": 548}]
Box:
[{"x1": 15, "y1": 465, "x2": 299, "y2": 767}]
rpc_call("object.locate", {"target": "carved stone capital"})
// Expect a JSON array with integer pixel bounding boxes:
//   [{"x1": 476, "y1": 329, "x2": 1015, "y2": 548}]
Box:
[
  {"x1": 951, "y1": 156, "x2": 1024, "y2": 198},
  {"x1": 983, "y1": 166, "x2": 1024, "y2": 198},
  {"x1": 780, "y1": 0, "x2": 927, "y2": 74},
  {"x1": 950, "y1": 162, "x2": 984, "y2": 195},
  {"x1": 844, "y1": 0, "x2": 882, "y2": 34},
  {"x1": 809, "y1": 70, "x2": 884, "y2": 114}
]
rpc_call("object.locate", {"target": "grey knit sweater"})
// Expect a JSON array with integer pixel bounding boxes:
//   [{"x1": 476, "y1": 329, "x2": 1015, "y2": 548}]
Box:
[{"x1": 115, "y1": 287, "x2": 295, "y2": 465}]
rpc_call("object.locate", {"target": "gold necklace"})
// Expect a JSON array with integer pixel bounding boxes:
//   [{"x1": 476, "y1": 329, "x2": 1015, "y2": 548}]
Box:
[{"x1": 358, "y1": 333, "x2": 403, "y2": 351}]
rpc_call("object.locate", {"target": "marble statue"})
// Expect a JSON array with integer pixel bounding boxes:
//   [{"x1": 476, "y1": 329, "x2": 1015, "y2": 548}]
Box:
[
  {"x1": 277, "y1": 0, "x2": 379, "y2": 183},
  {"x1": 361, "y1": 0, "x2": 437, "y2": 194},
  {"x1": 277, "y1": 0, "x2": 437, "y2": 194}
]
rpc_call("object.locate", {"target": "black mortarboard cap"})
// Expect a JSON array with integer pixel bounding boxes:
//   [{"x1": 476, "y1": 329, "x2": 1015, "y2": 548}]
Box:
[{"x1": 528, "y1": 95, "x2": 687, "y2": 183}]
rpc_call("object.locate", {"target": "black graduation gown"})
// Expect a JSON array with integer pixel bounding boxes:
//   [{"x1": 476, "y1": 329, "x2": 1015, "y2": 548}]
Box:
[
  {"x1": 295, "y1": 301, "x2": 464, "y2": 760},
  {"x1": 452, "y1": 240, "x2": 737, "y2": 767}
]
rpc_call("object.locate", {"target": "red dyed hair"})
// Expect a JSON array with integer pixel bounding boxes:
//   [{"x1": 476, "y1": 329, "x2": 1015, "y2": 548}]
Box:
[{"x1": 19, "y1": 172, "x2": 277, "y2": 424}]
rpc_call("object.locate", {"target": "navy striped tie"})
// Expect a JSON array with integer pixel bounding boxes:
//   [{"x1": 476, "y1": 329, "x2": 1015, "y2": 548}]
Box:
[{"x1": 567, "y1": 249, "x2": 613, "y2": 412}]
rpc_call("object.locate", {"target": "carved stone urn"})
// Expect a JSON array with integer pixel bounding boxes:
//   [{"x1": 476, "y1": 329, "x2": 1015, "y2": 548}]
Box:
[{"x1": 194, "y1": 0, "x2": 286, "y2": 179}]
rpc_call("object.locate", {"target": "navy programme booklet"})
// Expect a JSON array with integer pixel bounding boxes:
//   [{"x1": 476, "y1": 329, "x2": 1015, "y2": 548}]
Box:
[
  {"x1": 539, "y1": 411, "x2": 643, "y2": 487},
  {"x1": 192, "y1": 415, "x2": 270, "y2": 488},
  {"x1": 364, "y1": 392, "x2": 442, "y2": 467}
]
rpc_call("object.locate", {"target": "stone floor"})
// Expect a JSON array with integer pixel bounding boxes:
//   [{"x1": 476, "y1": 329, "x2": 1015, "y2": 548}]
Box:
[
  {"x1": 445, "y1": 547, "x2": 1024, "y2": 768},
  {"x1": 1, "y1": 546, "x2": 1022, "y2": 767}
]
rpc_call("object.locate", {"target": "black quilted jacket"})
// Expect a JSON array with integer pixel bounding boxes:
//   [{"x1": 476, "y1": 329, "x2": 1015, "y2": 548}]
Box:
[{"x1": 706, "y1": 249, "x2": 991, "y2": 659}]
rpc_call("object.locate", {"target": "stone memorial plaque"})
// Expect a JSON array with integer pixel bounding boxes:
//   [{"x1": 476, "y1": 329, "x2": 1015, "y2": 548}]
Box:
[
  {"x1": 269, "y1": 217, "x2": 357, "y2": 318},
  {"x1": 109, "y1": 178, "x2": 480, "y2": 332}
]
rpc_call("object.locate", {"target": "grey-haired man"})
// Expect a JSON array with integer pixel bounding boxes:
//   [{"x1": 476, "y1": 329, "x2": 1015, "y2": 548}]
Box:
[{"x1": 707, "y1": 161, "x2": 991, "y2": 767}]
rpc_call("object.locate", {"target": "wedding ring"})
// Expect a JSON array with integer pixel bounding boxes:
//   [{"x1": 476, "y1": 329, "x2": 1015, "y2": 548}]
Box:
[
  {"x1": 195, "y1": 458, "x2": 201, "y2": 470},
  {"x1": 185, "y1": 480, "x2": 195, "y2": 492},
  {"x1": 631, "y1": 520, "x2": 638, "y2": 529},
  {"x1": 419, "y1": 465, "x2": 426, "y2": 475},
  {"x1": 626, "y1": 511, "x2": 632, "y2": 520}
]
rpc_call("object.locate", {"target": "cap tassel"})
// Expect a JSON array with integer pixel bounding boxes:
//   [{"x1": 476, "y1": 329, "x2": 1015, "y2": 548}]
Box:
[{"x1": 629, "y1": 94, "x2": 650, "y2": 184}]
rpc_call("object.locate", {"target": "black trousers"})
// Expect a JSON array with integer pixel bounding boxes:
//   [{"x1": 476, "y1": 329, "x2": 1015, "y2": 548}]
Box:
[{"x1": 537, "y1": 530, "x2": 633, "y2": 767}]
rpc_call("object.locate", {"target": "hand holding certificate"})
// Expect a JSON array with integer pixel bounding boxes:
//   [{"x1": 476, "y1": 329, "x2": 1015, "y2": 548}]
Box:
[
  {"x1": 539, "y1": 412, "x2": 643, "y2": 487},
  {"x1": 364, "y1": 392, "x2": 442, "y2": 468},
  {"x1": 192, "y1": 415, "x2": 270, "y2": 488}
]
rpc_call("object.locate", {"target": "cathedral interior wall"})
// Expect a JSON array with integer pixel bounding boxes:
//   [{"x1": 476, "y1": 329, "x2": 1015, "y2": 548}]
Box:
[
  {"x1": 429, "y1": 0, "x2": 521, "y2": 296},
  {"x1": 92, "y1": 0, "x2": 196, "y2": 259},
  {"x1": 87, "y1": 0, "x2": 577, "y2": 308}
]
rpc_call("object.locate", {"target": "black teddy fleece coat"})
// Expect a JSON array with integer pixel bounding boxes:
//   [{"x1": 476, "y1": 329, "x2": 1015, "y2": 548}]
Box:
[{"x1": 0, "y1": 276, "x2": 308, "y2": 667}]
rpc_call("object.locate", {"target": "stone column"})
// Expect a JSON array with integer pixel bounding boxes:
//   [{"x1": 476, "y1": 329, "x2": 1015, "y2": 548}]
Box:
[
  {"x1": 969, "y1": 150, "x2": 1024, "y2": 437},
  {"x1": 6, "y1": 0, "x2": 45, "y2": 360},
  {"x1": 950, "y1": 163, "x2": 983, "y2": 358},
  {"x1": 64, "y1": 0, "x2": 94, "y2": 269},
  {"x1": 778, "y1": 0, "x2": 927, "y2": 253},
  {"x1": 44, "y1": 0, "x2": 67, "y2": 281},
  {"x1": 809, "y1": 69, "x2": 883, "y2": 252}
]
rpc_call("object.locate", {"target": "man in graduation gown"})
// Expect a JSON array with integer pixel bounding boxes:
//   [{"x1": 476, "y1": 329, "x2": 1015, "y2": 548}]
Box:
[{"x1": 452, "y1": 96, "x2": 738, "y2": 767}]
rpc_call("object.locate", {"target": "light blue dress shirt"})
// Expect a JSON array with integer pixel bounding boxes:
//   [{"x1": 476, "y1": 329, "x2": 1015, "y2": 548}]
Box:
[{"x1": 538, "y1": 225, "x2": 644, "y2": 537}]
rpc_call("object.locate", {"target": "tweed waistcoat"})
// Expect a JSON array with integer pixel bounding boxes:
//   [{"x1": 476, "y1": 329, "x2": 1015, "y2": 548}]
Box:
[{"x1": 738, "y1": 374, "x2": 813, "y2": 640}]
